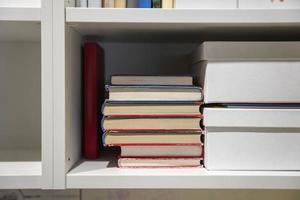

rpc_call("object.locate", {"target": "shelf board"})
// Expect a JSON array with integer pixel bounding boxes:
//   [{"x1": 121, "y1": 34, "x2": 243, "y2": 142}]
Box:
[
  {"x1": 66, "y1": 8, "x2": 300, "y2": 41},
  {"x1": 0, "y1": 7, "x2": 41, "y2": 41},
  {"x1": 0, "y1": 161, "x2": 42, "y2": 189},
  {"x1": 0, "y1": 7, "x2": 41, "y2": 21},
  {"x1": 67, "y1": 159, "x2": 300, "y2": 189}
]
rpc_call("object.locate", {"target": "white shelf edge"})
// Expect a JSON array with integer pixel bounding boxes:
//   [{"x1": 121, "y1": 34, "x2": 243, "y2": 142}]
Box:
[
  {"x1": 66, "y1": 161, "x2": 300, "y2": 189},
  {"x1": 66, "y1": 8, "x2": 300, "y2": 24},
  {"x1": 0, "y1": 161, "x2": 42, "y2": 189},
  {"x1": 0, "y1": 7, "x2": 41, "y2": 22}
]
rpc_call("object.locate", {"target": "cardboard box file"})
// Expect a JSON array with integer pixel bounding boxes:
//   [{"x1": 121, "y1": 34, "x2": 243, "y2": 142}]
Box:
[
  {"x1": 239, "y1": 0, "x2": 300, "y2": 9},
  {"x1": 191, "y1": 42, "x2": 300, "y2": 103},
  {"x1": 174, "y1": 0, "x2": 237, "y2": 9},
  {"x1": 204, "y1": 108, "x2": 300, "y2": 170}
]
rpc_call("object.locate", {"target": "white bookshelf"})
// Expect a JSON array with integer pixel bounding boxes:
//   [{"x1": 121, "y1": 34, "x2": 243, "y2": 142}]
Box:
[
  {"x1": 1, "y1": 1, "x2": 300, "y2": 189},
  {"x1": 59, "y1": 8, "x2": 300, "y2": 190},
  {"x1": 0, "y1": 0, "x2": 53, "y2": 190}
]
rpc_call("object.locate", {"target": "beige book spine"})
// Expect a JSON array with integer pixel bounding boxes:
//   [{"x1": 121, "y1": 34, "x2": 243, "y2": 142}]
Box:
[
  {"x1": 162, "y1": 0, "x2": 174, "y2": 8},
  {"x1": 103, "y1": 0, "x2": 114, "y2": 7},
  {"x1": 114, "y1": 0, "x2": 126, "y2": 7}
]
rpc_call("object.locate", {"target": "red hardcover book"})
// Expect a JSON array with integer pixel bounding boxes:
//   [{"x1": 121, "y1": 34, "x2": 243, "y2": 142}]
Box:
[{"x1": 83, "y1": 42, "x2": 105, "y2": 159}]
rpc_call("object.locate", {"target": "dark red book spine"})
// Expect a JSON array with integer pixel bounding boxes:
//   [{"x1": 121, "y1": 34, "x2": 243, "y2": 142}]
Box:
[{"x1": 83, "y1": 42, "x2": 105, "y2": 159}]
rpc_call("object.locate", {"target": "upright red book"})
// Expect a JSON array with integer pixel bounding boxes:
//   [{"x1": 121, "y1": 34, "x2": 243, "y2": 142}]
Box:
[{"x1": 83, "y1": 42, "x2": 105, "y2": 159}]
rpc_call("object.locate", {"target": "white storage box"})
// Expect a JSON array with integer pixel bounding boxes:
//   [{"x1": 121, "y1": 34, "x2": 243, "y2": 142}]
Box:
[
  {"x1": 191, "y1": 42, "x2": 300, "y2": 103},
  {"x1": 190, "y1": 42, "x2": 300, "y2": 63},
  {"x1": 239, "y1": 0, "x2": 300, "y2": 9},
  {"x1": 175, "y1": 0, "x2": 237, "y2": 9},
  {"x1": 204, "y1": 108, "x2": 300, "y2": 170}
]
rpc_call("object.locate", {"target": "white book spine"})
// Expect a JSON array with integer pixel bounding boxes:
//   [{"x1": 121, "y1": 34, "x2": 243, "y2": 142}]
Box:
[
  {"x1": 88, "y1": 0, "x2": 102, "y2": 7},
  {"x1": 76, "y1": 0, "x2": 87, "y2": 7},
  {"x1": 174, "y1": 0, "x2": 237, "y2": 9}
]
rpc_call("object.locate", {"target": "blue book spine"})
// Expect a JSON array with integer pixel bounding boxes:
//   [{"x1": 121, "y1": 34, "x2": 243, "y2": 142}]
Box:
[{"x1": 138, "y1": 0, "x2": 152, "y2": 8}]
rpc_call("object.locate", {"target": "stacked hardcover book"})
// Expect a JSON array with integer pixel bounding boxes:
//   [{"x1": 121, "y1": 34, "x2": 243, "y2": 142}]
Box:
[{"x1": 102, "y1": 76, "x2": 204, "y2": 168}]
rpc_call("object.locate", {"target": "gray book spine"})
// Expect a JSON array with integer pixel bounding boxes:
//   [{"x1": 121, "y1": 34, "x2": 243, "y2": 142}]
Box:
[
  {"x1": 127, "y1": 0, "x2": 138, "y2": 7},
  {"x1": 76, "y1": 0, "x2": 87, "y2": 7}
]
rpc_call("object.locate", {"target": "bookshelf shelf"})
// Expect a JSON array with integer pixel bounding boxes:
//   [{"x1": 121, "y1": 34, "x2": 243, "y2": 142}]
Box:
[
  {"x1": 0, "y1": 161, "x2": 42, "y2": 189},
  {"x1": 67, "y1": 159, "x2": 300, "y2": 189},
  {"x1": 0, "y1": 7, "x2": 41, "y2": 22},
  {"x1": 66, "y1": 8, "x2": 300, "y2": 41}
]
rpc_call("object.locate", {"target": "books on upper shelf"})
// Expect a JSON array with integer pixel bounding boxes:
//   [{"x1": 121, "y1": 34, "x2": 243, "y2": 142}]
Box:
[
  {"x1": 103, "y1": 131, "x2": 202, "y2": 145},
  {"x1": 118, "y1": 157, "x2": 203, "y2": 168},
  {"x1": 102, "y1": 100, "x2": 202, "y2": 116},
  {"x1": 191, "y1": 42, "x2": 300, "y2": 103},
  {"x1": 111, "y1": 75, "x2": 193, "y2": 86},
  {"x1": 120, "y1": 145, "x2": 203, "y2": 157},
  {"x1": 107, "y1": 85, "x2": 202, "y2": 101},
  {"x1": 174, "y1": 0, "x2": 237, "y2": 9},
  {"x1": 102, "y1": 117, "x2": 202, "y2": 131}
]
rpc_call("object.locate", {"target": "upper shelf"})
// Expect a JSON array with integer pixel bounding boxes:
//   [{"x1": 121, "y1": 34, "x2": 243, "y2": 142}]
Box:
[
  {"x1": 0, "y1": 7, "x2": 41, "y2": 41},
  {"x1": 0, "y1": 7, "x2": 41, "y2": 22},
  {"x1": 66, "y1": 8, "x2": 300, "y2": 41}
]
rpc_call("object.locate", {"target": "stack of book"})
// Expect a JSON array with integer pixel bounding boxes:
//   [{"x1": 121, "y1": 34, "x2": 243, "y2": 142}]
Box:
[{"x1": 102, "y1": 76, "x2": 203, "y2": 168}]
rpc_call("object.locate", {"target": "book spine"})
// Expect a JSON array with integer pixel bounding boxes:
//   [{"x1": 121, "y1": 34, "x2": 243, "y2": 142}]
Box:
[
  {"x1": 118, "y1": 157, "x2": 203, "y2": 168},
  {"x1": 114, "y1": 0, "x2": 126, "y2": 7},
  {"x1": 104, "y1": 114, "x2": 203, "y2": 118},
  {"x1": 152, "y1": 0, "x2": 161, "y2": 8},
  {"x1": 65, "y1": 0, "x2": 76, "y2": 7},
  {"x1": 88, "y1": 0, "x2": 102, "y2": 7},
  {"x1": 76, "y1": 0, "x2": 87, "y2": 7},
  {"x1": 162, "y1": 0, "x2": 173, "y2": 8},
  {"x1": 138, "y1": 0, "x2": 152, "y2": 8},
  {"x1": 83, "y1": 42, "x2": 104, "y2": 159},
  {"x1": 127, "y1": 0, "x2": 138, "y2": 7},
  {"x1": 102, "y1": 131, "x2": 107, "y2": 146},
  {"x1": 103, "y1": 0, "x2": 114, "y2": 7}
]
